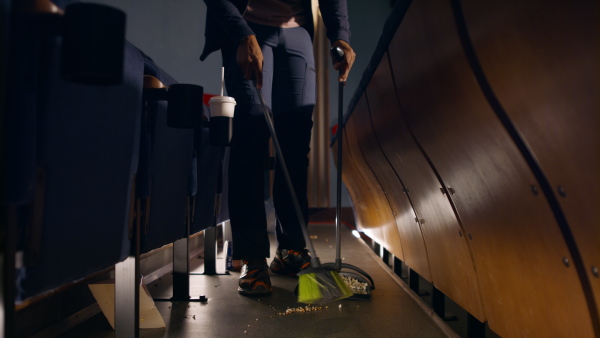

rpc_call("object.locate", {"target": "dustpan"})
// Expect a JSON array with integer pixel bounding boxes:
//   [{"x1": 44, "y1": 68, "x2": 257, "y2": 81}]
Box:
[{"x1": 318, "y1": 46, "x2": 375, "y2": 300}]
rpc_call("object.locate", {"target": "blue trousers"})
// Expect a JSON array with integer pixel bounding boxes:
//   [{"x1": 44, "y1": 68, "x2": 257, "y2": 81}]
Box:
[{"x1": 223, "y1": 22, "x2": 316, "y2": 259}]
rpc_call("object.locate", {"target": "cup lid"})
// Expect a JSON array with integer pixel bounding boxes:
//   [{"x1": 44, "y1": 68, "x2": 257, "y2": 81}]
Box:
[{"x1": 208, "y1": 96, "x2": 236, "y2": 104}]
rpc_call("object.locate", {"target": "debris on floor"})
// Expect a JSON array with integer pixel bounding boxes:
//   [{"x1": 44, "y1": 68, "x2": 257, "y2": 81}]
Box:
[
  {"x1": 276, "y1": 305, "x2": 323, "y2": 316},
  {"x1": 342, "y1": 275, "x2": 369, "y2": 294}
]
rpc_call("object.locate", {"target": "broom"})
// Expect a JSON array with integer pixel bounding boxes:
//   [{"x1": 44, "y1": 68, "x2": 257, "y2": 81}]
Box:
[{"x1": 255, "y1": 87, "x2": 352, "y2": 304}]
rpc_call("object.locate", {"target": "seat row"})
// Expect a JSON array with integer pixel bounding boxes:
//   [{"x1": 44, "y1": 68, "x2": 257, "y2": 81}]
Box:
[{"x1": 6, "y1": 1, "x2": 226, "y2": 312}]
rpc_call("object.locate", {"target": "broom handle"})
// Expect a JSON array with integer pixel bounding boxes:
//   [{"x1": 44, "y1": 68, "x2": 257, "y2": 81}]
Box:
[
  {"x1": 331, "y1": 46, "x2": 345, "y2": 271},
  {"x1": 256, "y1": 88, "x2": 321, "y2": 267}
]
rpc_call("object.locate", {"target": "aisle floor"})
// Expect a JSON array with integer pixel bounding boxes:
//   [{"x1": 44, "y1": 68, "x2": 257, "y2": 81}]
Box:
[{"x1": 64, "y1": 223, "x2": 453, "y2": 337}]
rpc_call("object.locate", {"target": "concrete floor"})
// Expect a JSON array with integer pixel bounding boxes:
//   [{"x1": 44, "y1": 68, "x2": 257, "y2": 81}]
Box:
[{"x1": 62, "y1": 223, "x2": 454, "y2": 337}]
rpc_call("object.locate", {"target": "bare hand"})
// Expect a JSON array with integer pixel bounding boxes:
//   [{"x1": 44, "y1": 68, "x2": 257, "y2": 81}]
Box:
[
  {"x1": 331, "y1": 40, "x2": 356, "y2": 84},
  {"x1": 237, "y1": 35, "x2": 264, "y2": 89}
]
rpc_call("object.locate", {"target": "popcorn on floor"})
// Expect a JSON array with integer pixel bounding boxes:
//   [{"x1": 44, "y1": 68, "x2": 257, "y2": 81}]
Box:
[{"x1": 342, "y1": 275, "x2": 369, "y2": 292}]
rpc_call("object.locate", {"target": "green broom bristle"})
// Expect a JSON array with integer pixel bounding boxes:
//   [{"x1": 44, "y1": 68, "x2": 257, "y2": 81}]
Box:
[
  {"x1": 298, "y1": 268, "x2": 352, "y2": 304},
  {"x1": 298, "y1": 273, "x2": 322, "y2": 304},
  {"x1": 330, "y1": 270, "x2": 353, "y2": 298}
]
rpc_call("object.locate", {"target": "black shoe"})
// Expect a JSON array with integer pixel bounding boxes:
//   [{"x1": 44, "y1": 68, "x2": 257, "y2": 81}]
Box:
[
  {"x1": 269, "y1": 249, "x2": 311, "y2": 276},
  {"x1": 238, "y1": 258, "x2": 272, "y2": 295}
]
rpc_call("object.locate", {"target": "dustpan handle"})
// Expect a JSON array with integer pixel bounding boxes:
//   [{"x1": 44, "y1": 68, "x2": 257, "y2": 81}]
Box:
[{"x1": 331, "y1": 46, "x2": 345, "y2": 270}]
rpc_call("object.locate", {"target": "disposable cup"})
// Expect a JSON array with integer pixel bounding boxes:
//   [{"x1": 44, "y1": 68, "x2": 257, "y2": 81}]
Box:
[{"x1": 208, "y1": 96, "x2": 236, "y2": 146}]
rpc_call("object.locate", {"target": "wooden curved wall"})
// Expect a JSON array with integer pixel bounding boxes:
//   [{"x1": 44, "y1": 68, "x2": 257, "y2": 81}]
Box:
[
  {"x1": 461, "y1": 0, "x2": 600, "y2": 323},
  {"x1": 337, "y1": 106, "x2": 404, "y2": 260},
  {"x1": 336, "y1": 0, "x2": 599, "y2": 336}
]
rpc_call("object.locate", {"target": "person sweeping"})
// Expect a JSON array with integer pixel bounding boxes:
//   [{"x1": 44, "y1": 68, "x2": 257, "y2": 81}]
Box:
[{"x1": 200, "y1": 0, "x2": 356, "y2": 296}]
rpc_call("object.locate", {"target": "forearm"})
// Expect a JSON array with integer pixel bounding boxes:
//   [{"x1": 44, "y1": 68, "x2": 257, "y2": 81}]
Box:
[{"x1": 318, "y1": 0, "x2": 351, "y2": 44}]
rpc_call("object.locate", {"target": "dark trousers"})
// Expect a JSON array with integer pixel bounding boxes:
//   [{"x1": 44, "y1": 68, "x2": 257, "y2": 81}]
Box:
[{"x1": 222, "y1": 22, "x2": 316, "y2": 259}]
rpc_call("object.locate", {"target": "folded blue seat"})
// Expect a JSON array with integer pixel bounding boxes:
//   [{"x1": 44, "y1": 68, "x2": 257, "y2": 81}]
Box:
[
  {"x1": 216, "y1": 148, "x2": 230, "y2": 225},
  {"x1": 138, "y1": 58, "x2": 195, "y2": 253},
  {"x1": 190, "y1": 128, "x2": 225, "y2": 234},
  {"x1": 10, "y1": 40, "x2": 144, "y2": 301}
]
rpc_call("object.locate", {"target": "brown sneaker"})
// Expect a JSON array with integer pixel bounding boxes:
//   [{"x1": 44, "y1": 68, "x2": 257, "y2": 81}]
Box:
[
  {"x1": 269, "y1": 249, "x2": 311, "y2": 276},
  {"x1": 238, "y1": 258, "x2": 272, "y2": 295}
]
